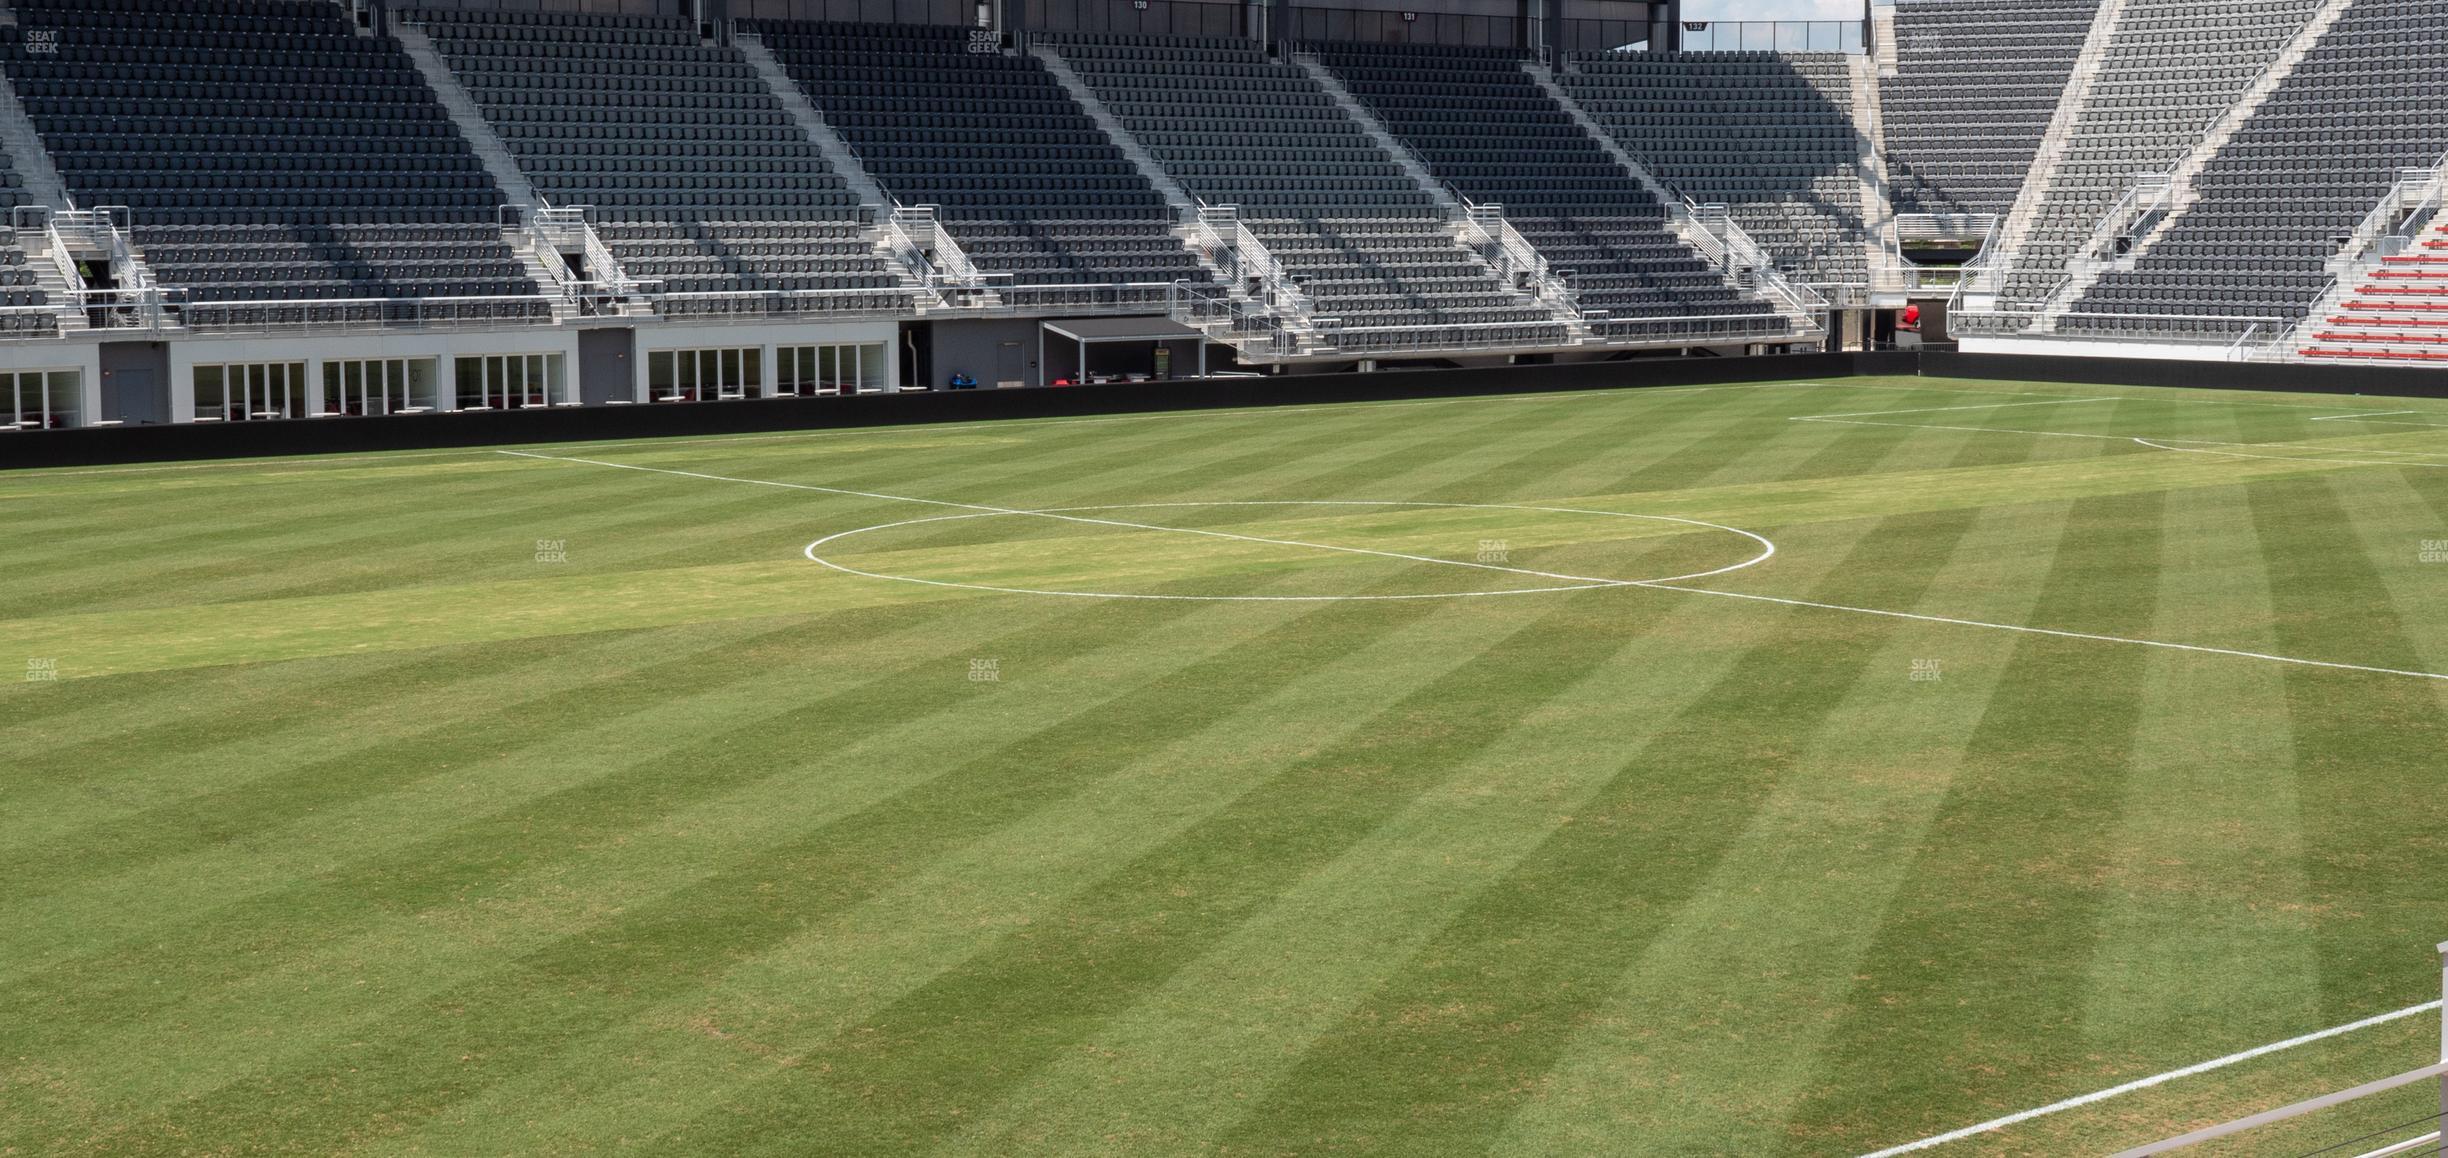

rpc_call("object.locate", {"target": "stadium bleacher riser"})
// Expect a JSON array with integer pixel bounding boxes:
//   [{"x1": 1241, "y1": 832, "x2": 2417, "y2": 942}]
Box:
[
  {"x1": 0, "y1": 0, "x2": 545, "y2": 327},
  {"x1": 403, "y1": 8, "x2": 916, "y2": 318},
  {"x1": 1995, "y1": 0, "x2": 2326, "y2": 307},
  {"x1": 1560, "y1": 51, "x2": 1872, "y2": 288},
  {"x1": 1044, "y1": 33, "x2": 1571, "y2": 353},
  {"x1": 743, "y1": 21, "x2": 1205, "y2": 313},
  {"x1": 1304, "y1": 41, "x2": 1783, "y2": 343},
  {"x1": 1880, "y1": 0, "x2": 2098, "y2": 218},
  {"x1": 2061, "y1": 0, "x2": 2448, "y2": 345}
]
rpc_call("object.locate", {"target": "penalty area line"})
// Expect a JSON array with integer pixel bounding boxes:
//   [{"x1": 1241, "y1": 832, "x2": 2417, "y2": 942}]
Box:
[{"x1": 1854, "y1": 1000, "x2": 2445, "y2": 1157}]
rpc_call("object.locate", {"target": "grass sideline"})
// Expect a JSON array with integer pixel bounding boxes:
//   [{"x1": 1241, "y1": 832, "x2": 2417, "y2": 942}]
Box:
[{"x1": 3, "y1": 374, "x2": 2444, "y2": 1155}]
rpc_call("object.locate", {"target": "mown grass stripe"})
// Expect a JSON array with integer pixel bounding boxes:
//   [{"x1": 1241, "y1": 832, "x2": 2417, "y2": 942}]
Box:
[
  {"x1": 2079, "y1": 444, "x2": 2321, "y2": 1055},
  {"x1": 1203, "y1": 499, "x2": 1990, "y2": 1157},
  {"x1": 928, "y1": 514, "x2": 1922, "y2": 1156},
  {"x1": 636, "y1": 589, "x2": 1662, "y2": 1154},
  {"x1": 3, "y1": 463, "x2": 696, "y2": 612},
  {"x1": 1485, "y1": 430, "x2": 2078, "y2": 1156},
  {"x1": 2251, "y1": 471, "x2": 2448, "y2": 1025},
  {"x1": 0, "y1": 622, "x2": 729, "y2": 840},
  {"x1": 22, "y1": 568, "x2": 1387, "y2": 1150},
  {"x1": 0, "y1": 616, "x2": 870, "y2": 976},
  {"x1": 1775, "y1": 488, "x2": 2167, "y2": 1154},
  {"x1": 384, "y1": 590, "x2": 1541, "y2": 1155},
  {"x1": 0, "y1": 574, "x2": 1224, "y2": 1013}
]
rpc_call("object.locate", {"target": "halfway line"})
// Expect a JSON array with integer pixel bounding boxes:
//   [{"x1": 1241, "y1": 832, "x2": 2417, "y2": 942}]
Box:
[
  {"x1": 496, "y1": 450, "x2": 1636, "y2": 589},
  {"x1": 1636, "y1": 582, "x2": 2448, "y2": 682},
  {"x1": 501, "y1": 450, "x2": 2448, "y2": 683}
]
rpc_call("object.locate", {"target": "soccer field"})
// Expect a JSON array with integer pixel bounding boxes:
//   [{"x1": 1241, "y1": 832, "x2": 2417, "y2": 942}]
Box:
[{"x1": 5, "y1": 374, "x2": 2446, "y2": 1155}]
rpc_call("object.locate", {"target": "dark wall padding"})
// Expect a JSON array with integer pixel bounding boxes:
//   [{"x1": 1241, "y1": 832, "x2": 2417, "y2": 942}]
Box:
[
  {"x1": 6, "y1": 349, "x2": 2443, "y2": 471},
  {"x1": 1921, "y1": 352, "x2": 2448, "y2": 398},
  {"x1": 0, "y1": 353, "x2": 1858, "y2": 469}
]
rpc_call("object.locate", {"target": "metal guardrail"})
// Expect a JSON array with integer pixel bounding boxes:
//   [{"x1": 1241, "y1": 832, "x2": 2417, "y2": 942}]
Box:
[
  {"x1": 2264, "y1": 153, "x2": 2448, "y2": 360},
  {"x1": 173, "y1": 293, "x2": 557, "y2": 334},
  {"x1": 1966, "y1": 310, "x2": 2283, "y2": 345},
  {"x1": 532, "y1": 202, "x2": 643, "y2": 301},
  {"x1": 1668, "y1": 199, "x2": 1829, "y2": 327},
  {"x1": 1587, "y1": 312, "x2": 1824, "y2": 346},
  {"x1": 889, "y1": 203, "x2": 987, "y2": 294},
  {"x1": 2054, "y1": 173, "x2": 2174, "y2": 306},
  {"x1": 0, "y1": 302, "x2": 61, "y2": 339},
  {"x1": 1672, "y1": 19, "x2": 1868, "y2": 54},
  {"x1": 651, "y1": 286, "x2": 920, "y2": 319},
  {"x1": 2109, "y1": 940, "x2": 2446, "y2": 1158},
  {"x1": 1450, "y1": 195, "x2": 1584, "y2": 321}
]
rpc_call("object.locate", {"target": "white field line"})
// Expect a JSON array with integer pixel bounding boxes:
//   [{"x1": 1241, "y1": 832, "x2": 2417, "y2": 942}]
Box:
[
  {"x1": 1792, "y1": 416, "x2": 2147, "y2": 441},
  {"x1": 1855, "y1": 1000, "x2": 2446, "y2": 1157},
  {"x1": 499, "y1": 451, "x2": 2448, "y2": 682},
  {"x1": 1798, "y1": 398, "x2": 2124, "y2": 419},
  {"x1": 1792, "y1": 416, "x2": 2448, "y2": 461},
  {"x1": 1647, "y1": 583, "x2": 2448, "y2": 682},
  {"x1": 2132, "y1": 438, "x2": 2448, "y2": 470},
  {"x1": 498, "y1": 450, "x2": 1665, "y2": 590},
  {"x1": 2311, "y1": 410, "x2": 2421, "y2": 420},
  {"x1": 800, "y1": 501, "x2": 1775, "y2": 603}
]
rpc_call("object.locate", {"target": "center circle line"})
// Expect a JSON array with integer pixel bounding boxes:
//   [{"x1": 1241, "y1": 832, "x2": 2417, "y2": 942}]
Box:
[{"x1": 802, "y1": 500, "x2": 1777, "y2": 603}]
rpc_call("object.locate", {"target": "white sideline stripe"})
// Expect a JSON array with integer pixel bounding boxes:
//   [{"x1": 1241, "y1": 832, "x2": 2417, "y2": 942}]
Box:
[
  {"x1": 1855, "y1": 1000, "x2": 2446, "y2": 1158},
  {"x1": 2311, "y1": 410, "x2": 2421, "y2": 420},
  {"x1": 501, "y1": 451, "x2": 2448, "y2": 683},
  {"x1": 1797, "y1": 398, "x2": 2123, "y2": 419}
]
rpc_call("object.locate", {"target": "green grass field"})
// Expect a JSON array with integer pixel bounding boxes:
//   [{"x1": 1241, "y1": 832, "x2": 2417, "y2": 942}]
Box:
[{"x1": 4, "y1": 374, "x2": 2446, "y2": 1156}]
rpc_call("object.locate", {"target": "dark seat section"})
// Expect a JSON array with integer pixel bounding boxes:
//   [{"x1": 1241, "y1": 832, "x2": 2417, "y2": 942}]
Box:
[
  {"x1": 1306, "y1": 41, "x2": 1779, "y2": 342},
  {"x1": 747, "y1": 20, "x2": 1201, "y2": 311},
  {"x1": 2064, "y1": 0, "x2": 2448, "y2": 341},
  {"x1": 1882, "y1": 0, "x2": 2100, "y2": 217},
  {"x1": 1562, "y1": 50, "x2": 1872, "y2": 288},
  {"x1": 1046, "y1": 33, "x2": 1568, "y2": 350},
  {"x1": 1995, "y1": 0, "x2": 2322, "y2": 307},
  {"x1": 406, "y1": 8, "x2": 916, "y2": 317},
  {"x1": 0, "y1": 0, "x2": 543, "y2": 325}
]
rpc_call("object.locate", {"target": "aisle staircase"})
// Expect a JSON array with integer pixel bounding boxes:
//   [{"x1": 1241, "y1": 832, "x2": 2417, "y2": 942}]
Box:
[{"x1": 2298, "y1": 167, "x2": 2448, "y2": 362}]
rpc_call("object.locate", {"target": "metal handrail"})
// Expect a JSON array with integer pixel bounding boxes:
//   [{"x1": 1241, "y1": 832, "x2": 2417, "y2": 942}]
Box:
[
  {"x1": 532, "y1": 202, "x2": 640, "y2": 300},
  {"x1": 2038, "y1": 310, "x2": 2286, "y2": 346},
  {"x1": 2274, "y1": 150, "x2": 2448, "y2": 359},
  {"x1": 889, "y1": 203, "x2": 985, "y2": 291},
  {"x1": 174, "y1": 293, "x2": 555, "y2": 334},
  {"x1": 1448, "y1": 196, "x2": 1582, "y2": 318},
  {"x1": 2111, "y1": 1062, "x2": 2448, "y2": 1156}
]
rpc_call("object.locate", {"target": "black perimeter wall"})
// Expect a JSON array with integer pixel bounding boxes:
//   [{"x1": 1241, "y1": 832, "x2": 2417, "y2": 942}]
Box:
[{"x1": 6, "y1": 351, "x2": 2446, "y2": 470}]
